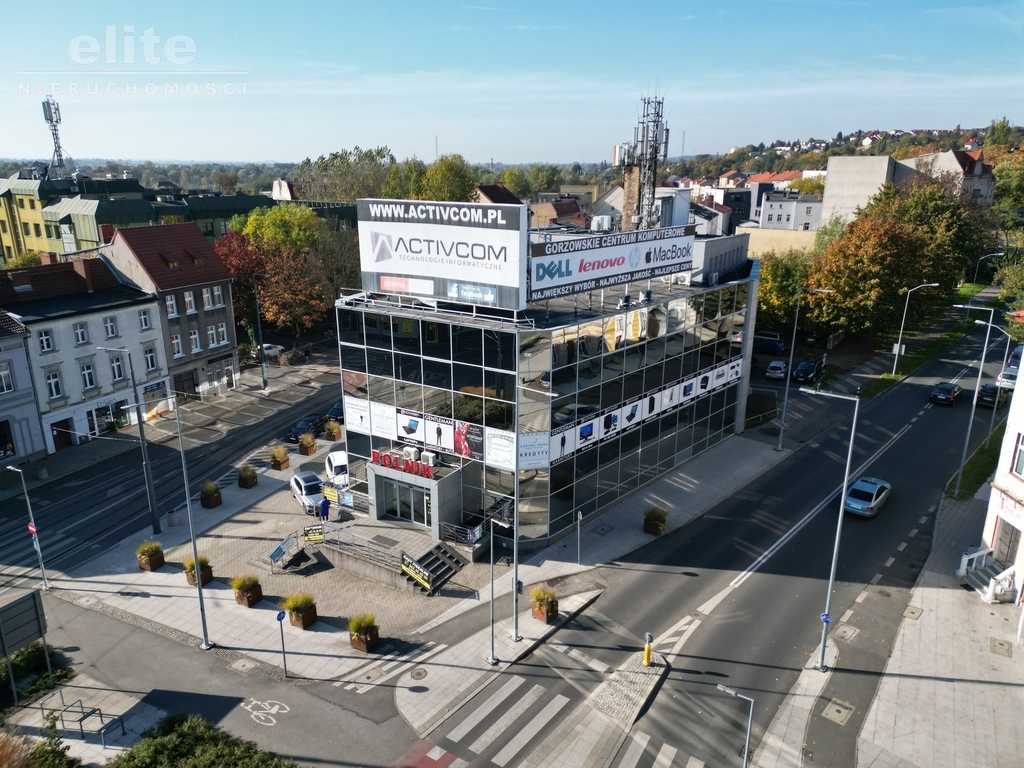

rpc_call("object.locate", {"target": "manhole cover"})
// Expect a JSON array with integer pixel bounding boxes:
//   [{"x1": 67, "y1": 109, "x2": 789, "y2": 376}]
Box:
[
  {"x1": 833, "y1": 624, "x2": 859, "y2": 642},
  {"x1": 903, "y1": 605, "x2": 923, "y2": 620},
  {"x1": 593, "y1": 524, "x2": 613, "y2": 536},
  {"x1": 822, "y1": 698, "x2": 855, "y2": 725},
  {"x1": 78, "y1": 595, "x2": 97, "y2": 607},
  {"x1": 229, "y1": 659, "x2": 258, "y2": 675},
  {"x1": 370, "y1": 535, "x2": 399, "y2": 548},
  {"x1": 690, "y1": 610, "x2": 705, "y2": 620},
  {"x1": 991, "y1": 638, "x2": 1013, "y2": 658},
  {"x1": 357, "y1": 667, "x2": 383, "y2": 684},
  {"x1": 410, "y1": 667, "x2": 427, "y2": 680},
  {"x1": 877, "y1": 590, "x2": 891, "y2": 598}
]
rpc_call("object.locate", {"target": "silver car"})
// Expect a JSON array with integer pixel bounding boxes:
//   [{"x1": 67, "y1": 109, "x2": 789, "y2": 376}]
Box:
[
  {"x1": 765, "y1": 360, "x2": 788, "y2": 380},
  {"x1": 843, "y1": 476, "x2": 892, "y2": 518},
  {"x1": 290, "y1": 471, "x2": 323, "y2": 515}
]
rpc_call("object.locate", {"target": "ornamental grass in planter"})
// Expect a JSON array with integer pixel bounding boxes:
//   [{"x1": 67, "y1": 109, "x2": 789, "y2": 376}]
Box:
[
  {"x1": 282, "y1": 592, "x2": 317, "y2": 629},
  {"x1": 184, "y1": 555, "x2": 213, "y2": 586},
  {"x1": 298, "y1": 431, "x2": 318, "y2": 456},
  {"x1": 529, "y1": 586, "x2": 558, "y2": 624},
  {"x1": 230, "y1": 574, "x2": 263, "y2": 607},
  {"x1": 199, "y1": 480, "x2": 222, "y2": 509},
  {"x1": 136, "y1": 540, "x2": 164, "y2": 571},
  {"x1": 643, "y1": 506, "x2": 667, "y2": 536},
  {"x1": 237, "y1": 464, "x2": 258, "y2": 489},
  {"x1": 325, "y1": 419, "x2": 342, "y2": 441},
  {"x1": 270, "y1": 445, "x2": 289, "y2": 471},
  {"x1": 349, "y1": 613, "x2": 379, "y2": 652}
]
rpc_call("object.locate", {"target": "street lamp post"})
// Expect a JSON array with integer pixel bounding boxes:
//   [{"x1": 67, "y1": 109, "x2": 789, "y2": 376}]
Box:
[
  {"x1": 171, "y1": 395, "x2": 213, "y2": 650},
  {"x1": 253, "y1": 273, "x2": 268, "y2": 390},
  {"x1": 487, "y1": 518, "x2": 513, "y2": 665},
  {"x1": 974, "y1": 319, "x2": 1013, "y2": 448},
  {"x1": 953, "y1": 305, "x2": 994, "y2": 496},
  {"x1": 777, "y1": 287, "x2": 832, "y2": 452},
  {"x1": 5, "y1": 466, "x2": 50, "y2": 590},
  {"x1": 716, "y1": 683, "x2": 755, "y2": 768},
  {"x1": 98, "y1": 347, "x2": 160, "y2": 535},
  {"x1": 971, "y1": 252, "x2": 1004, "y2": 298},
  {"x1": 801, "y1": 387, "x2": 859, "y2": 672},
  {"x1": 892, "y1": 283, "x2": 940, "y2": 375}
]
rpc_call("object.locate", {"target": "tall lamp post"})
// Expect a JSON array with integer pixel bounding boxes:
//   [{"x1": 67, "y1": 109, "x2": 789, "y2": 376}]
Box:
[
  {"x1": 801, "y1": 387, "x2": 859, "y2": 672},
  {"x1": 777, "y1": 287, "x2": 832, "y2": 452},
  {"x1": 487, "y1": 518, "x2": 513, "y2": 665},
  {"x1": 971, "y1": 252, "x2": 1004, "y2": 299},
  {"x1": 171, "y1": 394, "x2": 213, "y2": 650},
  {"x1": 953, "y1": 305, "x2": 994, "y2": 496},
  {"x1": 253, "y1": 273, "x2": 269, "y2": 390},
  {"x1": 5, "y1": 466, "x2": 50, "y2": 590},
  {"x1": 892, "y1": 283, "x2": 939, "y2": 375},
  {"x1": 98, "y1": 346, "x2": 160, "y2": 535},
  {"x1": 716, "y1": 683, "x2": 755, "y2": 768},
  {"x1": 974, "y1": 319, "x2": 1013, "y2": 448}
]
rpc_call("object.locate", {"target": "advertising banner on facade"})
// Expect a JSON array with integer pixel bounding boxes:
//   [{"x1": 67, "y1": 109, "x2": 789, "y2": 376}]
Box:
[
  {"x1": 344, "y1": 396, "x2": 371, "y2": 435},
  {"x1": 369, "y1": 401, "x2": 398, "y2": 440},
  {"x1": 422, "y1": 415, "x2": 455, "y2": 453},
  {"x1": 454, "y1": 421, "x2": 485, "y2": 460},
  {"x1": 519, "y1": 431, "x2": 550, "y2": 470},
  {"x1": 529, "y1": 226, "x2": 694, "y2": 302},
  {"x1": 485, "y1": 427, "x2": 516, "y2": 471},
  {"x1": 358, "y1": 199, "x2": 528, "y2": 310}
]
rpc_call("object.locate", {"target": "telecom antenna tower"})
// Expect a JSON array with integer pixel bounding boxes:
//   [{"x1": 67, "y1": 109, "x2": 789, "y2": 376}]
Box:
[
  {"x1": 612, "y1": 96, "x2": 669, "y2": 230},
  {"x1": 42, "y1": 96, "x2": 76, "y2": 180}
]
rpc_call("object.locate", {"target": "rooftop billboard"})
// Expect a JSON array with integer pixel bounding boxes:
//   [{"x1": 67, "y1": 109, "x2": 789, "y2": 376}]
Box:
[{"x1": 357, "y1": 199, "x2": 529, "y2": 310}]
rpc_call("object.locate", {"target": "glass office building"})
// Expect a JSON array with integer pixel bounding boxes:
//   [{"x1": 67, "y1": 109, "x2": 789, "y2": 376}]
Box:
[{"x1": 334, "y1": 266, "x2": 756, "y2": 551}]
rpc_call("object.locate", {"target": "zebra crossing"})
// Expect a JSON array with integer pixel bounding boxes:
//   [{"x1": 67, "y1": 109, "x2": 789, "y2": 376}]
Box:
[
  {"x1": 612, "y1": 731, "x2": 706, "y2": 768},
  {"x1": 332, "y1": 641, "x2": 448, "y2": 694}
]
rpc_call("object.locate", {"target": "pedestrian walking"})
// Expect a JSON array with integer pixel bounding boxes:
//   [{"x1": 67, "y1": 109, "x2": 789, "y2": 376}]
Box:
[
  {"x1": 319, "y1": 497, "x2": 330, "y2": 521},
  {"x1": 305, "y1": 345, "x2": 312, "y2": 364}
]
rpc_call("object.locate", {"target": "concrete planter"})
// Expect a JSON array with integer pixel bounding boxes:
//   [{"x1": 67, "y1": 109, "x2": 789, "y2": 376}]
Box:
[
  {"x1": 350, "y1": 629, "x2": 379, "y2": 653},
  {"x1": 200, "y1": 491, "x2": 222, "y2": 509},
  {"x1": 235, "y1": 585, "x2": 263, "y2": 607},
  {"x1": 289, "y1": 606, "x2": 318, "y2": 629},
  {"x1": 187, "y1": 566, "x2": 213, "y2": 586},
  {"x1": 138, "y1": 551, "x2": 164, "y2": 571},
  {"x1": 532, "y1": 600, "x2": 558, "y2": 624},
  {"x1": 299, "y1": 442, "x2": 318, "y2": 456}
]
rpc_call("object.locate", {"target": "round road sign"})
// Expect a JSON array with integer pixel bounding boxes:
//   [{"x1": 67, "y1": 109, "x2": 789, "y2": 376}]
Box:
[
  {"x1": 820, "y1": 613, "x2": 832, "y2": 624},
  {"x1": 27, "y1": 522, "x2": 36, "y2": 535},
  {"x1": 276, "y1": 610, "x2": 286, "y2": 622}
]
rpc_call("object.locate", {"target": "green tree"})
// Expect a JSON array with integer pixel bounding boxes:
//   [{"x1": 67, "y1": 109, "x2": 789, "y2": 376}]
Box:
[
  {"x1": 813, "y1": 214, "x2": 847, "y2": 255},
  {"x1": 420, "y1": 154, "x2": 478, "y2": 201},
  {"x1": 240, "y1": 203, "x2": 325, "y2": 254},
  {"x1": 2, "y1": 250, "x2": 43, "y2": 268},
  {"x1": 502, "y1": 167, "x2": 530, "y2": 200},
  {"x1": 526, "y1": 164, "x2": 560, "y2": 195},
  {"x1": 381, "y1": 157, "x2": 427, "y2": 199},
  {"x1": 994, "y1": 161, "x2": 1024, "y2": 243},
  {"x1": 211, "y1": 170, "x2": 238, "y2": 194},
  {"x1": 293, "y1": 146, "x2": 395, "y2": 202},
  {"x1": 787, "y1": 176, "x2": 825, "y2": 195},
  {"x1": 311, "y1": 218, "x2": 361, "y2": 295},
  {"x1": 756, "y1": 248, "x2": 813, "y2": 331},
  {"x1": 988, "y1": 117, "x2": 1012, "y2": 146},
  {"x1": 215, "y1": 230, "x2": 269, "y2": 331},
  {"x1": 259, "y1": 246, "x2": 331, "y2": 338}
]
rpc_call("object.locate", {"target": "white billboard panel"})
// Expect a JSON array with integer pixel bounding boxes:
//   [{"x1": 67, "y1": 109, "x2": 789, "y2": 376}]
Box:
[
  {"x1": 529, "y1": 226, "x2": 694, "y2": 302},
  {"x1": 358, "y1": 199, "x2": 528, "y2": 310}
]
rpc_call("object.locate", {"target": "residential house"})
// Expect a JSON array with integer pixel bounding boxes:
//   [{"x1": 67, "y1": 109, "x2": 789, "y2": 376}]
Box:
[
  {"x1": 475, "y1": 183, "x2": 524, "y2": 206},
  {"x1": 760, "y1": 191, "x2": 823, "y2": 231},
  {"x1": 530, "y1": 199, "x2": 585, "y2": 228},
  {"x1": 592, "y1": 184, "x2": 623, "y2": 230},
  {"x1": 0, "y1": 309, "x2": 46, "y2": 462},
  {"x1": 0, "y1": 259, "x2": 168, "y2": 455},
  {"x1": 98, "y1": 223, "x2": 238, "y2": 400}
]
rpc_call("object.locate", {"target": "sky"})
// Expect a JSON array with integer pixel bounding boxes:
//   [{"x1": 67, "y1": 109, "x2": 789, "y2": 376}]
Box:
[{"x1": 1, "y1": 0, "x2": 1022, "y2": 165}]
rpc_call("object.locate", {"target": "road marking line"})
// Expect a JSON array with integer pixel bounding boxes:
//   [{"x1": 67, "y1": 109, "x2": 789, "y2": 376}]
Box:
[
  {"x1": 349, "y1": 644, "x2": 449, "y2": 693},
  {"x1": 447, "y1": 676, "x2": 524, "y2": 743},
  {"x1": 911, "y1": 417, "x2": 918, "y2": 422},
  {"x1": 840, "y1": 609, "x2": 853, "y2": 623},
  {"x1": 897, "y1": 542, "x2": 907, "y2": 552},
  {"x1": 928, "y1": 504, "x2": 936, "y2": 513},
  {"x1": 427, "y1": 745, "x2": 445, "y2": 759},
  {"x1": 731, "y1": 424, "x2": 912, "y2": 588},
  {"x1": 855, "y1": 590, "x2": 868, "y2": 603},
  {"x1": 588, "y1": 658, "x2": 610, "y2": 673},
  {"x1": 909, "y1": 528, "x2": 919, "y2": 537},
  {"x1": 617, "y1": 732, "x2": 651, "y2": 768},
  {"x1": 685, "y1": 758, "x2": 706, "y2": 768},
  {"x1": 871, "y1": 573, "x2": 882, "y2": 584},
  {"x1": 919, "y1": 516, "x2": 928, "y2": 524},
  {"x1": 491, "y1": 695, "x2": 568, "y2": 766},
  {"x1": 469, "y1": 684, "x2": 544, "y2": 754},
  {"x1": 653, "y1": 743, "x2": 678, "y2": 768},
  {"x1": 884, "y1": 557, "x2": 895, "y2": 568}
]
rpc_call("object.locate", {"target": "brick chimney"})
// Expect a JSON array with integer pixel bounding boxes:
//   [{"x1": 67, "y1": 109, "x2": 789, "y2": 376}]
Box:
[
  {"x1": 72, "y1": 259, "x2": 94, "y2": 292},
  {"x1": 39, "y1": 252, "x2": 58, "y2": 265},
  {"x1": 98, "y1": 223, "x2": 114, "y2": 244}
]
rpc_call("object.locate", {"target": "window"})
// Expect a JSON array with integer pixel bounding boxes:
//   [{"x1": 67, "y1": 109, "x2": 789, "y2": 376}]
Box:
[
  {"x1": 189, "y1": 330, "x2": 201, "y2": 352},
  {"x1": 1014, "y1": 434, "x2": 1024, "y2": 478},
  {"x1": 207, "y1": 325, "x2": 217, "y2": 347},
  {"x1": 0, "y1": 220, "x2": 7, "y2": 233},
  {"x1": 213, "y1": 285, "x2": 223, "y2": 306},
  {"x1": 171, "y1": 334, "x2": 183, "y2": 357},
  {"x1": 165, "y1": 295, "x2": 178, "y2": 317},
  {"x1": 0, "y1": 362, "x2": 12, "y2": 393},
  {"x1": 184, "y1": 291, "x2": 196, "y2": 313},
  {"x1": 786, "y1": 214, "x2": 791, "y2": 222},
  {"x1": 202, "y1": 288, "x2": 213, "y2": 309},
  {"x1": 81, "y1": 363, "x2": 96, "y2": 389},
  {"x1": 17, "y1": 198, "x2": 24, "y2": 209},
  {"x1": 104, "y1": 316, "x2": 118, "y2": 338},
  {"x1": 29, "y1": 199, "x2": 36, "y2": 210},
  {"x1": 38, "y1": 330, "x2": 53, "y2": 353},
  {"x1": 45, "y1": 371, "x2": 62, "y2": 399},
  {"x1": 139, "y1": 309, "x2": 151, "y2": 330},
  {"x1": 110, "y1": 355, "x2": 124, "y2": 381},
  {"x1": 767, "y1": 215, "x2": 773, "y2": 222},
  {"x1": 217, "y1": 322, "x2": 227, "y2": 344},
  {"x1": 144, "y1": 347, "x2": 157, "y2": 371},
  {"x1": 74, "y1": 322, "x2": 89, "y2": 345},
  {"x1": 806, "y1": 206, "x2": 813, "y2": 215},
  {"x1": 22, "y1": 222, "x2": 30, "y2": 237},
  {"x1": 33, "y1": 223, "x2": 42, "y2": 238},
  {"x1": 219, "y1": 221, "x2": 229, "y2": 235}
]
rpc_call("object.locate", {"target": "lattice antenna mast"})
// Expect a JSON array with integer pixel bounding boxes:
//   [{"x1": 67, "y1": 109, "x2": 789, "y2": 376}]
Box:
[
  {"x1": 42, "y1": 96, "x2": 75, "y2": 180},
  {"x1": 635, "y1": 97, "x2": 668, "y2": 230}
]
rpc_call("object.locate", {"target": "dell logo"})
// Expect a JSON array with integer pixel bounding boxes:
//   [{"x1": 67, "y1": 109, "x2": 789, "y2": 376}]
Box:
[{"x1": 535, "y1": 259, "x2": 573, "y2": 282}]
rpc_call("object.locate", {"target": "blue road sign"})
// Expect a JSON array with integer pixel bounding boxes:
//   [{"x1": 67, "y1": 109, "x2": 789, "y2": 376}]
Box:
[
  {"x1": 820, "y1": 613, "x2": 832, "y2": 624},
  {"x1": 276, "y1": 610, "x2": 286, "y2": 622}
]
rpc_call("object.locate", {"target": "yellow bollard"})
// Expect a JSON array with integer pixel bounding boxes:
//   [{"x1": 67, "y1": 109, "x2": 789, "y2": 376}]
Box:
[{"x1": 643, "y1": 643, "x2": 652, "y2": 667}]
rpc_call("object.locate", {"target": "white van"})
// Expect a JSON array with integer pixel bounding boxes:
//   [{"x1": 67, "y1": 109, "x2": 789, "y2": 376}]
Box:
[{"x1": 325, "y1": 450, "x2": 349, "y2": 486}]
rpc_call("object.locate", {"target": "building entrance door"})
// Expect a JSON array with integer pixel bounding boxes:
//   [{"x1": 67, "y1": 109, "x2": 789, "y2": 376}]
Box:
[
  {"x1": 380, "y1": 479, "x2": 430, "y2": 527},
  {"x1": 994, "y1": 516, "x2": 1021, "y2": 569}
]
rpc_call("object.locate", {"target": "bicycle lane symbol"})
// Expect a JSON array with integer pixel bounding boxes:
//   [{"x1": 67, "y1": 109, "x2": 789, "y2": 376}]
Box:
[{"x1": 240, "y1": 698, "x2": 290, "y2": 726}]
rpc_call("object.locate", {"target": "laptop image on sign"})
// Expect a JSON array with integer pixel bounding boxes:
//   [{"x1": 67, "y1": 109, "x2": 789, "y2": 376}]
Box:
[
  {"x1": 626, "y1": 404, "x2": 639, "y2": 422},
  {"x1": 402, "y1": 419, "x2": 419, "y2": 435}
]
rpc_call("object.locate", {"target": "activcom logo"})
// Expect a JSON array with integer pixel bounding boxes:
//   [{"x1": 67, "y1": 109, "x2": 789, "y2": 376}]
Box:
[{"x1": 370, "y1": 231, "x2": 393, "y2": 263}]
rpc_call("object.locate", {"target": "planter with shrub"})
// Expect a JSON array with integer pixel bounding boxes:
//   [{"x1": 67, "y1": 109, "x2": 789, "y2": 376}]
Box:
[
  {"x1": 282, "y1": 592, "x2": 317, "y2": 629},
  {"x1": 199, "y1": 481, "x2": 222, "y2": 509},
  {"x1": 230, "y1": 574, "x2": 263, "y2": 607},
  {"x1": 298, "y1": 431, "x2": 318, "y2": 456},
  {"x1": 137, "y1": 540, "x2": 164, "y2": 571},
  {"x1": 270, "y1": 445, "x2": 289, "y2": 471},
  {"x1": 349, "y1": 613, "x2": 379, "y2": 652},
  {"x1": 237, "y1": 464, "x2": 258, "y2": 489},
  {"x1": 325, "y1": 420, "x2": 342, "y2": 441},
  {"x1": 643, "y1": 506, "x2": 667, "y2": 535},
  {"x1": 529, "y1": 586, "x2": 558, "y2": 624},
  {"x1": 184, "y1": 555, "x2": 213, "y2": 586}
]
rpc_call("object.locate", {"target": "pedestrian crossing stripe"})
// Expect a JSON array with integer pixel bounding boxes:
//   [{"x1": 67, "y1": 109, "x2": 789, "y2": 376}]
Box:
[
  {"x1": 332, "y1": 642, "x2": 448, "y2": 693},
  {"x1": 448, "y1": 676, "x2": 524, "y2": 742}
]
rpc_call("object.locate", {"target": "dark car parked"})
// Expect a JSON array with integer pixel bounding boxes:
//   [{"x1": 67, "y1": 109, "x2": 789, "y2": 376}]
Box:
[
  {"x1": 286, "y1": 414, "x2": 329, "y2": 442},
  {"x1": 976, "y1": 383, "x2": 1009, "y2": 409},
  {"x1": 792, "y1": 358, "x2": 824, "y2": 383},
  {"x1": 753, "y1": 338, "x2": 787, "y2": 355},
  {"x1": 325, "y1": 399, "x2": 345, "y2": 422},
  {"x1": 929, "y1": 382, "x2": 963, "y2": 406}
]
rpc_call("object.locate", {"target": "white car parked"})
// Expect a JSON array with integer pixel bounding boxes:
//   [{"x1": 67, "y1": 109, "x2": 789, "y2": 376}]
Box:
[
  {"x1": 290, "y1": 471, "x2": 323, "y2": 515},
  {"x1": 997, "y1": 368, "x2": 1018, "y2": 390}
]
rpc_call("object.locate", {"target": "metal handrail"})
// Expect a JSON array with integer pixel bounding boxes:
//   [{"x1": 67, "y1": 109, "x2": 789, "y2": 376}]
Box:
[
  {"x1": 985, "y1": 563, "x2": 1016, "y2": 602},
  {"x1": 956, "y1": 546, "x2": 993, "y2": 577},
  {"x1": 320, "y1": 524, "x2": 402, "y2": 570}
]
